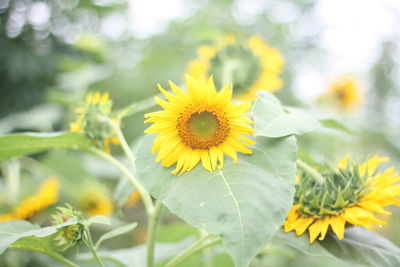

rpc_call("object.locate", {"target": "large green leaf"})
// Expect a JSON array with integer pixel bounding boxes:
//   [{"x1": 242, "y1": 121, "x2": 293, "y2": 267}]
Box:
[
  {"x1": 0, "y1": 132, "x2": 91, "y2": 161},
  {"x1": 252, "y1": 92, "x2": 320, "y2": 137},
  {"x1": 95, "y1": 222, "x2": 138, "y2": 249},
  {"x1": 275, "y1": 227, "x2": 400, "y2": 267},
  {"x1": 10, "y1": 235, "x2": 79, "y2": 267},
  {"x1": 135, "y1": 134, "x2": 297, "y2": 267},
  {"x1": 0, "y1": 218, "x2": 77, "y2": 254}
]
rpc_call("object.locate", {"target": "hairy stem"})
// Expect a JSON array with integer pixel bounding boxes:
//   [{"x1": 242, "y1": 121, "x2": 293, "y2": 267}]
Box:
[
  {"x1": 87, "y1": 147, "x2": 154, "y2": 214},
  {"x1": 146, "y1": 200, "x2": 163, "y2": 267},
  {"x1": 297, "y1": 159, "x2": 325, "y2": 184},
  {"x1": 164, "y1": 235, "x2": 221, "y2": 267},
  {"x1": 84, "y1": 229, "x2": 105, "y2": 267}
]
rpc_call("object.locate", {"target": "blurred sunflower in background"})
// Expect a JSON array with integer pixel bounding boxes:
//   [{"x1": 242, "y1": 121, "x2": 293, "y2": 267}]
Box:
[
  {"x1": 78, "y1": 187, "x2": 114, "y2": 217},
  {"x1": 186, "y1": 35, "x2": 284, "y2": 101},
  {"x1": 124, "y1": 190, "x2": 141, "y2": 208},
  {"x1": 145, "y1": 75, "x2": 255, "y2": 175},
  {"x1": 318, "y1": 75, "x2": 363, "y2": 112},
  {"x1": 70, "y1": 91, "x2": 120, "y2": 153},
  {"x1": 284, "y1": 156, "x2": 400, "y2": 242},
  {"x1": 0, "y1": 177, "x2": 59, "y2": 222}
]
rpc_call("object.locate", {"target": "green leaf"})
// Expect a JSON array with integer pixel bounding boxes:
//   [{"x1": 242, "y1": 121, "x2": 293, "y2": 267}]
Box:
[
  {"x1": 95, "y1": 222, "x2": 138, "y2": 249},
  {"x1": 275, "y1": 227, "x2": 400, "y2": 267},
  {"x1": 320, "y1": 119, "x2": 356, "y2": 135},
  {"x1": 0, "y1": 132, "x2": 91, "y2": 161},
  {"x1": 10, "y1": 235, "x2": 79, "y2": 267},
  {"x1": 0, "y1": 218, "x2": 77, "y2": 254},
  {"x1": 87, "y1": 215, "x2": 111, "y2": 226},
  {"x1": 252, "y1": 92, "x2": 320, "y2": 137},
  {"x1": 135, "y1": 134, "x2": 297, "y2": 267},
  {"x1": 79, "y1": 237, "x2": 195, "y2": 267}
]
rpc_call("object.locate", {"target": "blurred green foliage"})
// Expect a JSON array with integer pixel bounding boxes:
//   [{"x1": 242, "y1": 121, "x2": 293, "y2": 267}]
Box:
[{"x1": 1, "y1": 0, "x2": 400, "y2": 266}]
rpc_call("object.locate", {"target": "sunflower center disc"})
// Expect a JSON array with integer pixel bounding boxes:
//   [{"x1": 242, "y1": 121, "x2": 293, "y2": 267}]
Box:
[
  {"x1": 177, "y1": 109, "x2": 229, "y2": 149},
  {"x1": 188, "y1": 111, "x2": 219, "y2": 139}
]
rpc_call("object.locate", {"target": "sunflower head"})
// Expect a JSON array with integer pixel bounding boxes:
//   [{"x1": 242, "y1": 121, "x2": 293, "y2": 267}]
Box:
[
  {"x1": 78, "y1": 189, "x2": 113, "y2": 217},
  {"x1": 186, "y1": 35, "x2": 284, "y2": 101},
  {"x1": 70, "y1": 91, "x2": 120, "y2": 153},
  {"x1": 295, "y1": 163, "x2": 368, "y2": 218},
  {"x1": 0, "y1": 177, "x2": 59, "y2": 222},
  {"x1": 320, "y1": 75, "x2": 363, "y2": 111},
  {"x1": 52, "y1": 205, "x2": 85, "y2": 251},
  {"x1": 144, "y1": 75, "x2": 256, "y2": 175},
  {"x1": 284, "y1": 156, "x2": 400, "y2": 243}
]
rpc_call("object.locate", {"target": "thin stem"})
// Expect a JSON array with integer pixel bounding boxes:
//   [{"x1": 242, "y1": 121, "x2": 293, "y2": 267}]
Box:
[
  {"x1": 1, "y1": 159, "x2": 21, "y2": 203},
  {"x1": 297, "y1": 159, "x2": 325, "y2": 184},
  {"x1": 111, "y1": 122, "x2": 137, "y2": 170},
  {"x1": 131, "y1": 93, "x2": 161, "y2": 114},
  {"x1": 146, "y1": 200, "x2": 163, "y2": 267},
  {"x1": 84, "y1": 229, "x2": 105, "y2": 267},
  {"x1": 164, "y1": 235, "x2": 221, "y2": 267},
  {"x1": 199, "y1": 229, "x2": 214, "y2": 267},
  {"x1": 87, "y1": 147, "x2": 154, "y2": 214}
]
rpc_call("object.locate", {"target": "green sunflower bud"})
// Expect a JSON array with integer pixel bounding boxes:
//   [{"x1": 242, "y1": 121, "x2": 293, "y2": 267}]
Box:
[
  {"x1": 70, "y1": 92, "x2": 120, "y2": 153},
  {"x1": 295, "y1": 163, "x2": 369, "y2": 218},
  {"x1": 52, "y1": 205, "x2": 85, "y2": 251}
]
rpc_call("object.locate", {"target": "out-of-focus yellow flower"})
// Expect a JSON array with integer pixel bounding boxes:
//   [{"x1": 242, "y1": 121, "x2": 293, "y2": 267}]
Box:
[
  {"x1": 145, "y1": 75, "x2": 255, "y2": 175},
  {"x1": 78, "y1": 189, "x2": 113, "y2": 217},
  {"x1": 70, "y1": 91, "x2": 120, "y2": 153},
  {"x1": 320, "y1": 75, "x2": 363, "y2": 112},
  {"x1": 186, "y1": 35, "x2": 284, "y2": 101},
  {"x1": 124, "y1": 191, "x2": 141, "y2": 207},
  {"x1": 284, "y1": 156, "x2": 400, "y2": 243},
  {"x1": 0, "y1": 177, "x2": 59, "y2": 222}
]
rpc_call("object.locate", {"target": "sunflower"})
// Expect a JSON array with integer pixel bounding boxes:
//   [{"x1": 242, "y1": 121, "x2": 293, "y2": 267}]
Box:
[
  {"x1": 284, "y1": 156, "x2": 400, "y2": 242},
  {"x1": 70, "y1": 91, "x2": 120, "y2": 153},
  {"x1": 322, "y1": 75, "x2": 363, "y2": 111},
  {"x1": 124, "y1": 191, "x2": 141, "y2": 207},
  {"x1": 0, "y1": 177, "x2": 59, "y2": 222},
  {"x1": 144, "y1": 75, "x2": 256, "y2": 175},
  {"x1": 78, "y1": 189, "x2": 113, "y2": 217},
  {"x1": 186, "y1": 35, "x2": 284, "y2": 101}
]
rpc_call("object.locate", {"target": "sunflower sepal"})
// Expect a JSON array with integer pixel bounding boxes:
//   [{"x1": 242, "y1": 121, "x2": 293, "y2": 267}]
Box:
[
  {"x1": 285, "y1": 155, "x2": 400, "y2": 244},
  {"x1": 70, "y1": 91, "x2": 120, "y2": 153},
  {"x1": 52, "y1": 205, "x2": 86, "y2": 251}
]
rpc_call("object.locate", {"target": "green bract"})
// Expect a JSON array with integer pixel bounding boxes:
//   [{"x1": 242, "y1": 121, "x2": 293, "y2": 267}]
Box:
[{"x1": 296, "y1": 165, "x2": 368, "y2": 218}]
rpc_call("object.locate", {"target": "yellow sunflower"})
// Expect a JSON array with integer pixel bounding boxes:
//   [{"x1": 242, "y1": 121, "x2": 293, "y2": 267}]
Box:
[
  {"x1": 324, "y1": 75, "x2": 363, "y2": 111},
  {"x1": 70, "y1": 91, "x2": 120, "y2": 153},
  {"x1": 186, "y1": 35, "x2": 284, "y2": 101},
  {"x1": 0, "y1": 177, "x2": 59, "y2": 222},
  {"x1": 78, "y1": 189, "x2": 113, "y2": 217},
  {"x1": 144, "y1": 75, "x2": 256, "y2": 175},
  {"x1": 124, "y1": 191, "x2": 141, "y2": 207},
  {"x1": 284, "y1": 156, "x2": 400, "y2": 242}
]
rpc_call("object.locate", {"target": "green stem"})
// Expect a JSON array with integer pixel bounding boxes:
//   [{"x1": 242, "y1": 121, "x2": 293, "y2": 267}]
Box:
[
  {"x1": 87, "y1": 147, "x2": 154, "y2": 215},
  {"x1": 84, "y1": 229, "x2": 105, "y2": 267},
  {"x1": 147, "y1": 200, "x2": 163, "y2": 267},
  {"x1": 111, "y1": 123, "x2": 137, "y2": 170},
  {"x1": 297, "y1": 159, "x2": 325, "y2": 184},
  {"x1": 1, "y1": 159, "x2": 21, "y2": 203},
  {"x1": 199, "y1": 229, "x2": 214, "y2": 267},
  {"x1": 164, "y1": 235, "x2": 221, "y2": 267},
  {"x1": 131, "y1": 93, "x2": 161, "y2": 114}
]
